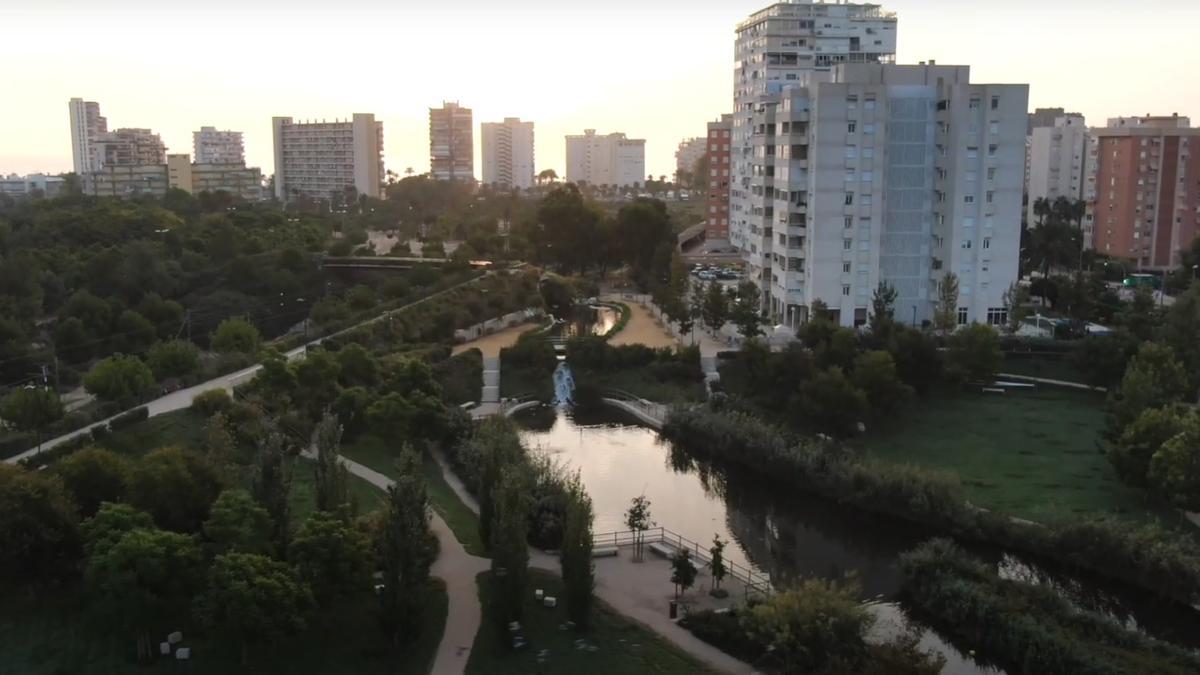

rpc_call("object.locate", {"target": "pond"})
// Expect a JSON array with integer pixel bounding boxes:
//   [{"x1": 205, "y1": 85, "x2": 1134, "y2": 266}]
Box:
[
  {"x1": 512, "y1": 403, "x2": 1200, "y2": 675},
  {"x1": 552, "y1": 304, "x2": 618, "y2": 339}
]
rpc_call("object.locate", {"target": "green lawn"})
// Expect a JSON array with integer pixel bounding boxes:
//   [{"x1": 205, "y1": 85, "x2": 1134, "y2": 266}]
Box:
[
  {"x1": 466, "y1": 569, "x2": 715, "y2": 675},
  {"x1": 859, "y1": 387, "x2": 1178, "y2": 524},
  {"x1": 342, "y1": 435, "x2": 487, "y2": 556},
  {"x1": 1000, "y1": 354, "x2": 1090, "y2": 384},
  {"x1": 97, "y1": 409, "x2": 208, "y2": 457},
  {"x1": 289, "y1": 457, "x2": 385, "y2": 524},
  {"x1": 581, "y1": 369, "x2": 707, "y2": 405},
  {"x1": 0, "y1": 579, "x2": 446, "y2": 675}
]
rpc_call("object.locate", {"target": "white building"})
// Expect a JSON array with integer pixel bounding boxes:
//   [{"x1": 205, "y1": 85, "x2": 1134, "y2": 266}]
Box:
[
  {"x1": 1026, "y1": 115, "x2": 1087, "y2": 224},
  {"x1": 675, "y1": 137, "x2": 705, "y2": 181},
  {"x1": 167, "y1": 154, "x2": 264, "y2": 201},
  {"x1": 92, "y1": 128, "x2": 167, "y2": 168},
  {"x1": 193, "y1": 127, "x2": 245, "y2": 165},
  {"x1": 272, "y1": 114, "x2": 384, "y2": 201},
  {"x1": 1, "y1": 174, "x2": 66, "y2": 198},
  {"x1": 734, "y1": 61, "x2": 1027, "y2": 329},
  {"x1": 481, "y1": 118, "x2": 535, "y2": 189},
  {"x1": 565, "y1": 130, "x2": 646, "y2": 187},
  {"x1": 68, "y1": 98, "x2": 107, "y2": 174}
]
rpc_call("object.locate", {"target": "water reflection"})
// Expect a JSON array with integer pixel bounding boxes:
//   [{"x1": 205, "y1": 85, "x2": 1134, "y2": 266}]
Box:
[{"x1": 555, "y1": 304, "x2": 618, "y2": 338}]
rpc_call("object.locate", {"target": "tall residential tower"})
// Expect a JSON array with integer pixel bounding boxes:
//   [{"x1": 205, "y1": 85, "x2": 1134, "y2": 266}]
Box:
[
  {"x1": 272, "y1": 114, "x2": 384, "y2": 201},
  {"x1": 68, "y1": 98, "x2": 107, "y2": 174},
  {"x1": 193, "y1": 127, "x2": 245, "y2": 165},
  {"x1": 565, "y1": 130, "x2": 646, "y2": 187},
  {"x1": 430, "y1": 102, "x2": 474, "y2": 181},
  {"x1": 481, "y1": 118, "x2": 535, "y2": 189}
]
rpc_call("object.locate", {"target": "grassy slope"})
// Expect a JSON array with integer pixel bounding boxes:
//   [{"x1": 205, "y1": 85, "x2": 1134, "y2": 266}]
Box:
[
  {"x1": 341, "y1": 434, "x2": 487, "y2": 556},
  {"x1": 466, "y1": 569, "x2": 714, "y2": 675},
  {"x1": 858, "y1": 387, "x2": 1177, "y2": 524}
]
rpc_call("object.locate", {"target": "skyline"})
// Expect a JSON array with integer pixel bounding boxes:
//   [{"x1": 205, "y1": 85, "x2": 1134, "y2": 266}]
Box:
[{"x1": 3, "y1": 0, "x2": 1199, "y2": 180}]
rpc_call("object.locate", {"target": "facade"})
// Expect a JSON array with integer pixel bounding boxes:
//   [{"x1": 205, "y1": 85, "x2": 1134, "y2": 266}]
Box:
[
  {"x1": 1026, "y1": 114, "x2": 1087, "y2": 225},
  {"x1": 704, "y1": 115, "x2": 733, "y2": 239},
  {"x1": 167, "y1": 154, "x2": 264, "y2": 201},
  {"x1": 481, "y1": 117, "x2": 535, "y2": 189},
  {"x1": 84, "y1": 164, "x2": 169, "y2": 198},
  {"x1": 675, "y1": 137, "x2": 705, "y2": 182},
  {"x1": 1084, "y1": 114, "x2": 1200, "y2": 270},
  {"x1": 271, "y1": 114, "x2": 384, "y2": 201},
  {"x1": 93, "y1": 128, "x2": 167, "y2": 168},
  {"x1": 430, "y1": 102, "x2": 474, "y2": 181},
  {"x1": 565, "y1": 130, "x2": 646, "y2": 187},
  {"x1": 68, "y1": 98, "x2": 107, "y2": 174},
  {"x1": 732, "y1": 61, "x2": 1027, "y2": 329},
  {"x1": 193, "y1": 127, "x2": 245, "y2": 165},
  {"x1": 0, "y1": 174, "x2": 66, "y2": 198}
]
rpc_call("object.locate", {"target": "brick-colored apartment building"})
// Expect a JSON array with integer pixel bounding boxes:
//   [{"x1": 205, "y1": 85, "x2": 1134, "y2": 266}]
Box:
[{"x1": 704, "y1": 115, "x2": 732, "y2": 240}]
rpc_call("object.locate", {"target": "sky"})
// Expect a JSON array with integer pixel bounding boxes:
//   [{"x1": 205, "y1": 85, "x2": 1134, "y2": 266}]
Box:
[{"x1": 2, "y1": 0, "x2": 1198, "y2": 181}]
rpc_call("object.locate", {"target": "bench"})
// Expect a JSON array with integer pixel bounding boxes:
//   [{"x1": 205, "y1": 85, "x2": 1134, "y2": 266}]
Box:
[
  {"x1": 648, "y1": 542, "x2": 678, "y2": 559},
  {"x1": 592, "y1": 546, "x2": 619, "y2": 558}
]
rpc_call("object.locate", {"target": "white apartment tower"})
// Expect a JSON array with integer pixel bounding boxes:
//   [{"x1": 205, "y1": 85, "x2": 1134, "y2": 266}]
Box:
[
  {"x1": 272, "y1": 114, "x2": 384, "y2": 201},
  {"x1": 565, "y1": 130, "x2": 646, "y2": 187},
  {"x1": 68, "y1": 98, "x2": 107, "y2": 174},
  {"x1": 481, "y1": 118, "x2": 535, "y2": 189},
  {"x1": 1026, "y1": 115, "x2": 1087, "y2": 224},
  {"x1": 735, "y1": 61, "x2": 1028, "y2": 329},
  {"x1": 194, "y1": 127, "x2": 245, "y2": 165}
]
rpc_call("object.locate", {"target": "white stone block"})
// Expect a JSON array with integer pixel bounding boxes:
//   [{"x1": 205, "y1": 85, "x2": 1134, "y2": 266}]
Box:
[
  {"x1": 167, "y1": 631, "x2": 183, "y2": 645},
  {"x1": 175, "y1": 647, "x2": 191, "y2": 660},
  {"x1": 534, "y1": 589, "x2": 544, "y2": 600},
  {"x1": 159, "y1": 642, "x2": 170, "y2": 656},
  {"x1": 543, "y1": 596, "x2": 557, "y2": 608}
]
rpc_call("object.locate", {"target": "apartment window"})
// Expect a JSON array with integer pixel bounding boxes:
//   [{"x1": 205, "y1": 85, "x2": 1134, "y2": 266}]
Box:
[
  {"x1": 842, "y1": 285, "x2": 851, "y2": 296},
  {"x1": 990, "y1": 96, "x2": 999, "y2": 110},
  {"x1": 861, "y1": 194, "x2": 873, "y2": 206},
  {"x1": 845, "y1": 168, "x2": 856, "y2": 182},
  {"x1": 986, "y1": 307, "x2": 1008, "y2": 326},
  {"x1": 983, "y1": 237, "x2": 991, "y2": 249},
  {"x1": 847, "y1": 95, "x2": 858, "y2": 109},
  {"x1": 842, "y1": 262, "x2": 852, "y2": 273},
  {"x1": 862, "y1": 171, "x2": 873, "y2": 182},
  {"x1": 845, "y1": 192, "x2": 854, "y2": 205},
  {"x1": 965, "y1": 171, "x2": 977, "y2": 182},
  {"x1": 988, "y1": 144, "x2": 998, "y2": 158},
  {"x1": 986, "y1": 191, "x2": 994, "y2": 204},
  {"x1": 967, "y1": 147, "x2": 979, "y2": 159},
  {"x1": 989, "y1": 122, "x2": 999, "y2": 135},
  {"x1": 862, "y1": 147, "x2": 875, "y2": 159},
  {"x1": 844, "y1": 216, "x2": 853, "y2": 228},
  {"x1": 963, "y1": 217, "x2": 975, "y2": 228},
  {"x1": 710, "y1": 143, "x2": 718, "y2": 151},
  {"x1": 863, "y1": 124, "x2": 875, "y2": 134},
  {"x1": 864, "y1": 99, "x2": 876, "y2": 111},
  {"x1": 969, "y1": 98, "x2": 981, "y2": 109},
  {"x1": 843, "y1": 238, "x2": 853, "y2": 250},
  {"x1": 957, "y1": 307, "x2": 969, "y2": 325},
  {"x1": 987, "y1": 167, "x2": 996, "y2": 180},
  {"x1": 845, "y1": 146, "x2": 858, "y2": 159},
  {"x1": 962, "y1": 240, "x2": 973, "y2": 249},
  {"x1": 848, "y1": 122, "x2": 857, "y2": 133},
  {"x1": 964, "y1": 195, "x2": 975, "y2": 204}
]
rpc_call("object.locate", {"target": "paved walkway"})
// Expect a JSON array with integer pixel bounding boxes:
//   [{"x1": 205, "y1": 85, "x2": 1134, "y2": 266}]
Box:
[
  {"x1": 335, "y1": 453, "x2": 490, "y2": 675},
  {"x1": 430, "y1": 450, "x2": 755, "y2": 675},
  {"x1": 603, "y1": 297, "x2": 677, "y2": 349},
  {"x1": 996, "y1": 372, "x2": 1106, "y2": 392}
]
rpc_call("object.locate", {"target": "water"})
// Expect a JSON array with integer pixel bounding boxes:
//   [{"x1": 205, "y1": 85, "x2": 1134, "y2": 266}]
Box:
[
  {"x1": 552, "y1": 363, "x2": 575, "y2": 407},
  {"x1": 553, "y1": 304, "x2": 618, "y2": 338},
  {"x1": 513, "y1": 404, "x2": 1200, "y2": 675}
]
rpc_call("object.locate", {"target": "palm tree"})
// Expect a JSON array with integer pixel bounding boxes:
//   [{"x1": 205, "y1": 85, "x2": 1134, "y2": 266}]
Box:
[
  {"x1": 537, "y1": 169, "x2": 558, "y2": 185},
  {"x1": 404, "y1": 167, "x2": 414, "y2": 177}
]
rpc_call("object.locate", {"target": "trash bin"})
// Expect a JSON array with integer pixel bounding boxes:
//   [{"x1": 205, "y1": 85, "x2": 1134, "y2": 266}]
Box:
[{"x1": 668, "y1": 600, "x2": 678, "y2": 619}]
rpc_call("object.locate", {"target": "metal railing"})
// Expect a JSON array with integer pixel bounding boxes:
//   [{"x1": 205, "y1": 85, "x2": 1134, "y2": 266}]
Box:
[{"x1": 591, "y1": 526, "x2": 773, "y2": 598}]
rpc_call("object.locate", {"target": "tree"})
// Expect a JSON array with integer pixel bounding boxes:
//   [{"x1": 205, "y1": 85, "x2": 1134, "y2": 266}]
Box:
[
  {"x1": 709, "y1": 534, "x2": 727, "y2": 593},
  {"x1": 378, "y1": 448, "x2": 437, "y2": 644},
  {"x1": 211, "y1": 317, "x2": 261, "y2": 354},
  {"x1": 730, "y1": 281, "x2": 765, "y2": 339},
  {"x1": 195, "y1": 552, "x2": 313, "y2": 663},
  {"x1": 669, "y1": 548, "x2": 698, "y2": 598},
  {"x1": 0, "y1": 465, "x2": 80, "y2": 587},
  {"x1": 853, "y1": 350, "x2": 914, "y2": 415},
  {"x1": 290, "y1": 510, "x2": 372, "y2": 607},
  {"x1": 933, "y1": 273, "x2": 959, "y2": 332},
  {"x1": 701, "y1": 282, "x2": 729, "y2": 335},
  {"x1": 313, "y1": 413, "x2": 352, "y2": 514},
  {"x1": 890, "y1": 327, "x2": 942, "y2": 395},
  {"x1": 86, "y1": 526, "x2": 204, "y2": 662},
  {"x1": 146, "y1": 339, "x2": 200, "y2": 380},
  {"x1": 52, "y1": 447, "x2": 129, "y2": 517},
  {"x1": 624, "y1": 495, "x2": 654, "y2": 562},
  {"x1": 54, "y1": 316, "x2": 92, "y2": 362},
  {"x1": 203, "y1": 489, "x2": 273, "y2": 554},
  {"x1": 742, "y1": 578, "x2": 872, "y2": 673},
  {"x1": 475, "y1": 417, "x2": 526, "y2": 549},
  {"x1": 204, "y1": 411, "x2": 238, "y2": 479},
  {"x1": 81, "y1": 502, "x2": 154, "y2": 557},
  {"x1": 129, "y1": 447, "x2": 224, "y2": 533},
  {"x1": 1106, "y1": 342, "x2": 1190, "y2": 438},
  {"x1": 114, "y1": 309, "x2": 157, "y2": 354},
  {"x1": 292, "y1": 348, "x2": 341, "y2": 416},
  {"x1": 83, "y1": 354, "x2": 154, "y2": 406},
  {"x1": 1161, "y1": 283, "x2": 1200, "y2": 391},
  {"x1": 796, "y1": 367, "x2": 868, "y2": 437},
  {"x1": 1110, "y1": 405, "x2": 1189, "y2": 488},
  {"x1": 559, "y1": 472, "x2": 595, "y2": 628},
  {"x1": 0, "y1": 386, "x2": 63, "y2": 449},
  {"x1": 251, "y1": 432, "x2": 292, "y2": 552},
  {"x1": 1003, "y1": 281, "x2": 1031, "y2": 334},
  {"x1": 1148, "y1": 413, "x2": 1200, "y2": 511},
  {"x1": 537, "y1": 168, "x2": 558, "y2": 185},
  {"x1": 945, "y1": 323, "x2": 1002, "y2": 383},
  {"x1": 336, "y1": 343, "x2": 379, "y2": 388},
  {"x1": 868, "y1": 281, "x2": 899, "y2": 343},
  {"x1": 489, "y1": 464, "x2": 530, "y2": 630}
]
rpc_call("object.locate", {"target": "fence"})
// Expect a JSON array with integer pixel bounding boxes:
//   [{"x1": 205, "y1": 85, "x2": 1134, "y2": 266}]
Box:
[{"x1": 591, "y1": 526, "x2": 773, "y2": 598}]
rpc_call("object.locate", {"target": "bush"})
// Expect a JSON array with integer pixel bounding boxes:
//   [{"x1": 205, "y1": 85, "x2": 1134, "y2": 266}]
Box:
[
  {"x1": 89, "y1": 425, "x2": 110, "y2": 442},
  {"x1": 108, "y1": 406, "x2": 149, "y2": 431},
  {"x1": 192, "y1": 389, "x2": 232, "y2": 417}
]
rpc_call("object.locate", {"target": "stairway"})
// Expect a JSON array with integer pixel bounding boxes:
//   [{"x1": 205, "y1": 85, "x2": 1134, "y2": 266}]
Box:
[{"x1": 481, "y1": 356, "x2": 500, "y2": 404}]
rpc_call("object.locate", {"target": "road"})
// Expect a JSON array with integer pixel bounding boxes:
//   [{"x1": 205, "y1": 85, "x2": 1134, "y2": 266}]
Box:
[{"x1": 6, "y1": 273, "x2": 491, "y2": 466}]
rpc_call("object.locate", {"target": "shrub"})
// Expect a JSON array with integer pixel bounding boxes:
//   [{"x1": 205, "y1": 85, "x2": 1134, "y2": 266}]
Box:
[
  {"x1": 107, "y1": 406, "x2": 149, "y2": 431},
  {"x1": 90, "y1": 425, "x2": 110, "y2": 442},
  {"x1": 192, "y1": 389, "x2": 232, "y2": 417}
]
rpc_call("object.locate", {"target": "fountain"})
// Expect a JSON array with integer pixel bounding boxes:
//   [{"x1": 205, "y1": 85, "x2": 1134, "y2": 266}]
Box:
[{"x1": 552, "y1": 362, "x2": 575, "y2": 407}]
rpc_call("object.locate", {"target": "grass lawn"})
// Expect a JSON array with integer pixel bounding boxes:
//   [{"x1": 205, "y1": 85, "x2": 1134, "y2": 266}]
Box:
[
  {"x1": 466, "y1": 569, "x2": 715, "y2": 675},
  {"x1": 858, "y1": 387, "x2": 1178, "y2": 524},
  {"x1": 289, "y1": 456, "x2": 385, "y2": 524},
  {"x1": 96, "y1": 408, "x2": 208, "y2": 457},
  {"x1": 581, "y1": 369, "x2": 707, "y2": 405},
  {"x1": 0, "y1": 579, "x2": 446, "y2": 675},
  {"x1": 1000, "y1": 354, "x2": 1090, "y2": 384},
  {"x1": 342, "y1": 434, "x2": 487, "y2": 556}
]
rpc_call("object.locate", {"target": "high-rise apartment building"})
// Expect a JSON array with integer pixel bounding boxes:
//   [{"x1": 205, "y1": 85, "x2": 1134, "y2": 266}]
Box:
[
  {"x1": 481, "y1": 118, "x2": 535, "y2": 189},
  {"x1": 272, "y1": 114, "x2": 384, "y2": 201},
  {"x1": 430, "y1": 102, "x2": 474, "y2": 181},
  {"x1": 68, "y1": 98, "x2": 107, "y2": 174},
  {"x1": 193, "y1": 127, "x2": 245, "y2": 165},
  {"x1": 93, "y1": 128, "x2": 167, "y2": 168},
  {"x1": 1084, "y1": 114, "x2": 1200, "y2": 270},
  {"x1": 704, "y1": 115, "x2": 733, "y2": 240},
  {"x1": 1026, "y1": 114, "x2": 1087, "y2": 224},
  {"x1": 732, "y1": 61, "x2": 1027, "y2": 329},
  {"x1": 167, "y1": 154, "x2": 264, "y2": 201},
  {"x1": 565, "y1": 130, "x2": 646, "y2": 187},
  {"x1": 675, "y1": 137, "x2": 705, "y2": 182}
]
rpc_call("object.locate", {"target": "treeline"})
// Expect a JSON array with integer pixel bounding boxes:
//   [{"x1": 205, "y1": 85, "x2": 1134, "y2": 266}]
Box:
[{"x1": 661, "y1": 405, "x2": 1200, "y2": 606}]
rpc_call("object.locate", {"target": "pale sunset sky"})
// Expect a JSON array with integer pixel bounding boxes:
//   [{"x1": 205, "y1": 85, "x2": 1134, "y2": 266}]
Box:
[{"x1": 1, "y1": 0, "x2": 1197, "y2": 180}]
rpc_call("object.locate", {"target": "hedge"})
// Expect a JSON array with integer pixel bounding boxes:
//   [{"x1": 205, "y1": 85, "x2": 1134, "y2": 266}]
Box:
[{"x1": 108, "y1": 406, "x2": 149, "y2": 431}]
